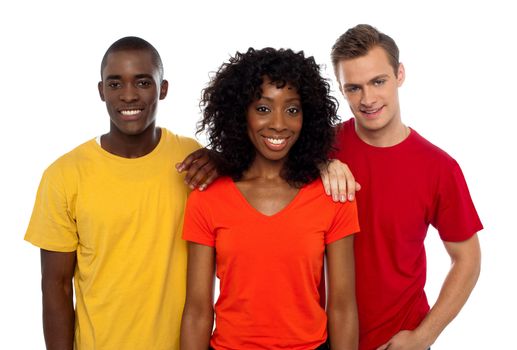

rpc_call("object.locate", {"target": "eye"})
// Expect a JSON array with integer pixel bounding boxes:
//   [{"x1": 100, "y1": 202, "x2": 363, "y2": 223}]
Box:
[
  {"x1": 107, "y1": 81, "x2": 121, "y2": 89},
  {"x1": 286, "y1": 106, "x2": 301, "y2": 115},
  {"x1": 345, "y1": 86, "x2": 359, "y2": 93},
  {"x1": 137, "y1": 80, "x2": 152, "y2": 88},
  {"x1": 256, "y1": 105, "x2": 270, "y2": 113},
  {"x1": 373, "y1": 79, "x2": 386, "y2": 86}
]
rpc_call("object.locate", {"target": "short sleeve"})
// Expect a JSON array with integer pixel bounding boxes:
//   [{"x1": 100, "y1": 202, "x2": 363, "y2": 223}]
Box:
[
  {"x1": 182, "y1": 190, "x2": 215, "y2": 247},
  {"x1": 431, "y1": 159, "x2": 483, "y2": 242},
  {"x1": 24, "y1": 165, "x2": 79, "y2": 252},
  {"x1": 325, "y1": 200, "x2": 360, "y2": 245}
]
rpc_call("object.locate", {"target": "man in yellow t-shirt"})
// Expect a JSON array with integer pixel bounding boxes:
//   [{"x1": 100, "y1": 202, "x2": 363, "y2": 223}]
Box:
[{"x1": 25, "y1": 37, "x2": 214, "y2": 350}]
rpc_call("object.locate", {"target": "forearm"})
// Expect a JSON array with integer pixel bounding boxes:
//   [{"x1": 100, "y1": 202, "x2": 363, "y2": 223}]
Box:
[
  {"x1": 180, "y1": 306, "x2": 213, "y2": 350},
  {"x1": 415, "y1": 244, "x2": 481, "y2": 346},
  {"x1": 328, "y1": 302, "x2": 358, "y2": 350},
  {"x1": 42, "y1": 280, "x2": 75, "y2": 350},
  {"x1": 181, "y1": 243, "x2": 215, "y2": 349}
]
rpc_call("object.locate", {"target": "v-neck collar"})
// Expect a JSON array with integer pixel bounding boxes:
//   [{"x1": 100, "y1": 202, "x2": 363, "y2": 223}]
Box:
[{"x1": 227, "y1": 178, "x2": 305, "y2": 219}]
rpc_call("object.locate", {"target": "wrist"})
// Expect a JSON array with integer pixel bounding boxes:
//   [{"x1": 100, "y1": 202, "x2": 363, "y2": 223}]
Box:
[{"x1": 413, "y1": 325, "x2": 437, "y2": 348}]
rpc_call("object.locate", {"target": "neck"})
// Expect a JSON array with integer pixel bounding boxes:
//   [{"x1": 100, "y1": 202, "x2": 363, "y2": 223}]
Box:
[
  {"x1": 355, "y1": 118, "x2": 410, "y2": 148},
  {"x1": 242, "y1": 156, "x2": 286, "y2": 182},
  {"x1": 101, "y1": 125, "x2": 161, "y2": 158}
]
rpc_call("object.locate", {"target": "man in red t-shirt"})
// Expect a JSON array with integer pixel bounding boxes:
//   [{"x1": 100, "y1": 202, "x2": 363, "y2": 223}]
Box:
[{"x1": 325, "y1": 24, "x2": 483, "y2": 350}]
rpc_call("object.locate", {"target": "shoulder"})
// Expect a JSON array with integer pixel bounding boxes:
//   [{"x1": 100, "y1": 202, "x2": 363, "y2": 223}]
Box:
[
  {"x1": 335, "y1": 118, "x2": 354, "y2": 138},
  {"x1": 302, "y1": 178, "x2": 357, "y2": 211},
  {"x1": 409, "y1": 129, "x2": 459, "y2": 168},
  {"x1": 301, "y1": 180, "x2": 359, "y2": 239},
  {"x1": 44, "y1": 139, "x2": 97, "y2": 178},
  {"x1": 302, "y1": 177, "x2": 326, "y2": 194},
  {"x1": 162, "y1": 128, "x2": 202, "y2": 154},
  {"x1": 188, "y1": 176, "x2": 234, "y2": 201},
  {"x1": 331, "y1": 118, "x2": 357, "y2": 157}
]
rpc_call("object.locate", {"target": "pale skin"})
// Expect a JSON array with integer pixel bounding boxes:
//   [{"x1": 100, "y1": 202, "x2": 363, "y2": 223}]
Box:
[
  {"x1": 180, "y1": 79, "x2": 358, "y2": 349},
  {"x1": 335, "y1": 46, "x2": 481, "y2": 349},
  {"x1": 376, "y1": 235, "x2": 481, "y2": 350},
  {"x1": 320, "y1": 159, "x2": 361, "y2": 202}
]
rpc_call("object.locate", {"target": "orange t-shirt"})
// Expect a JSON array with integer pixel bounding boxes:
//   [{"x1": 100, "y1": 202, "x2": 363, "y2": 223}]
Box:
[{"x1": 183, "y1": 177, "x2": 359, "y2": 350}]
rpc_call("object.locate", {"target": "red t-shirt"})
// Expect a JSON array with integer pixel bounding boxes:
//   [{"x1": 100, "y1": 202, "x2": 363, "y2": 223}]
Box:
[
  {"x1": 183, "y1": 177, "x2": 359, "y2": 350},
  {"x1": 332, "y1": 118, "x2": 483, "y2": 350}
]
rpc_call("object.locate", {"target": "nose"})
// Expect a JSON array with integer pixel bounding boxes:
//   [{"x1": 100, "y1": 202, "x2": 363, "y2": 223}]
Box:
[
  {"x1": 360, "y1": 86, "x2": 376, "y2": 107},
  {"x1": 269, "y1": 110, "x2": 287, "y2": 131},
  {"x1": 119, "y1": 85, "x2": 139, "y2": 102}
]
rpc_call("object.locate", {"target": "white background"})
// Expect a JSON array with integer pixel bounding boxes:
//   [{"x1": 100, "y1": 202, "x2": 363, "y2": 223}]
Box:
[{"x1": 1, "y1": 0, "x2": 514, "y2": 348}]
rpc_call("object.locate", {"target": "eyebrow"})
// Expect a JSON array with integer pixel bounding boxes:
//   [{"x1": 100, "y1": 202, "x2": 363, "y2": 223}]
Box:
[
  {"x1": 368, "y1": 74, "x2": 390, "y2": 83},
  {"x1": 259, "y1": 96, "x2": 301, "y2": 103},
  {"x1": 105, "y1": 75, "x2": 122, "y2": 80},
  {"x1": 344, "y1": 74, "x2": 390, "y2": 88},
  {"x1": 135, "y1": 74, "x2": 154, "y2": 79},
  {"x1": 104, "y1": 74, "x2": 154, "y2": 80}
]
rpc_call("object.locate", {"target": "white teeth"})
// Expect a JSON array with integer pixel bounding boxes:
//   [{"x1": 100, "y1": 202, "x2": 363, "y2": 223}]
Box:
[
  {"x1": 266, "y1": 137, "x2": 286, "y2": 145},
  {"x1": 120, "y1": 110, "x2": 141, "y2": 116},
  {"x1": 362, "y1": 107, "x2": 381, "y2": 114}
]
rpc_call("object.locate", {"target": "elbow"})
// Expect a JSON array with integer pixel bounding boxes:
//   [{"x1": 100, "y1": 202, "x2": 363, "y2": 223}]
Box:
[
  {"x1": 327, "y1": 300, "x2": 358, "y2": 328},
  {"x1": 41, "y1": 276, "x2": 74, "y2": 300},
  {"x1": 181, "y1": 300, "x2": 214, "y2": 340},
  {"x1": 182, "y1": 302, "x2": 214, "y2": 325},
  {"x1": 469, "y1": 242, "x2": 482, "y2": 282},
  {"x1": 451, "y1": 235, "x2": 482, "y2": 283},
  {"x1": 451, "y1": 245, "x2": 482, "y2": 288}
]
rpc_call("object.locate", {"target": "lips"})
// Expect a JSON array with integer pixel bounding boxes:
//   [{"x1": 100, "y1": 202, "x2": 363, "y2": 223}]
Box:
[
  {"x1": 120, "y1": 109, "x2": 141, "y2": 116},
  {"x1": 118, "y1": 107, "x2": 144, "y2": 120},
  {"x1": 263, "y1": 136, "x2": 289, "y2": 151},
  {"x1": 360, "y1": 105, "x2": 384, "y2": 119}
]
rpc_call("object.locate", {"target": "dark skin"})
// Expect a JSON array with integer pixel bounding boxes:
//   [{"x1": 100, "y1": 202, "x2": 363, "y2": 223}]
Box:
[
  {"x1": 97, "y1": 49, "x2": 168, "y2": 158},
  {"x1": 234, "y1": 79, "x2": 303, "y2": 214},
  {"x1": 176, "y1": 148, "x2": 218, "y2": 191},
  {"x1": 181, "y1": 80, "x2": 358, "y2": 349},
  {"x1": 179, "y1": 147, "x2": 357, "y2": 198},
  {"x1": 41, "y1": 48, "x2": 172, "y2": 349},
  {"x1": 41, "y1": 250, "x2": 76, "y2": 350}
]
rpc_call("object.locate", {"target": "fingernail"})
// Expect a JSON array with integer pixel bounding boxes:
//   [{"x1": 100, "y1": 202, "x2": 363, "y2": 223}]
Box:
[
  {"x1": 340, "y1": 195, "x2": 346, "y2": 202},
  {"x1": 348, "y1": 194, "x2": 354, "y2": 201},
  {"x1": 332, "y1": 194, "x2": 338, "y2": 202},
  {"x1": 199, "y1": 184, "x2": 206, "y2": 191}
]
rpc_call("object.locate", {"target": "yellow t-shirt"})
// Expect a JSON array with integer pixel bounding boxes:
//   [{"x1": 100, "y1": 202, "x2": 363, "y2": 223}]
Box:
[{"x1": 25, "y1": 128, "x2": 201, "y2": 350}]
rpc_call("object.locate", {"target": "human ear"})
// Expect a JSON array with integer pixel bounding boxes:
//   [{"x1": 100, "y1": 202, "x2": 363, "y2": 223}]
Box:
[
  {"x1": 159, "y1": 80, "x2": 169, "y2": 100},
  {"x1": 98, "y1": 81, "x2": 105, "y2": 101},
  {"x1": 397, "y1": 63, "x2": 405, "y2": 87}
]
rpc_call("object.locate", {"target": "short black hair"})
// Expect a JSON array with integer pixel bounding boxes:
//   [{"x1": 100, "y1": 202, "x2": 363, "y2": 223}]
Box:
[
  {"x1": 198, "y1": 47, "x2": 339, "y2": 187},
  {"x1": 100, "y1": 36, "x2": 164, "y2": 80}
]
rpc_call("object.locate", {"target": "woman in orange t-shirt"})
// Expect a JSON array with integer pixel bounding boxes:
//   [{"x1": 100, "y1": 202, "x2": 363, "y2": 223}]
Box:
[{"x1": 180, "y1": 48, "x2": 359, "y2": 350}]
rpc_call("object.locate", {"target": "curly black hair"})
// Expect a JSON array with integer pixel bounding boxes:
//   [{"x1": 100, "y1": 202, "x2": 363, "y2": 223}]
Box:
[{"x1": 198, "y1": 47, "x2": 339, "y2": 187}]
